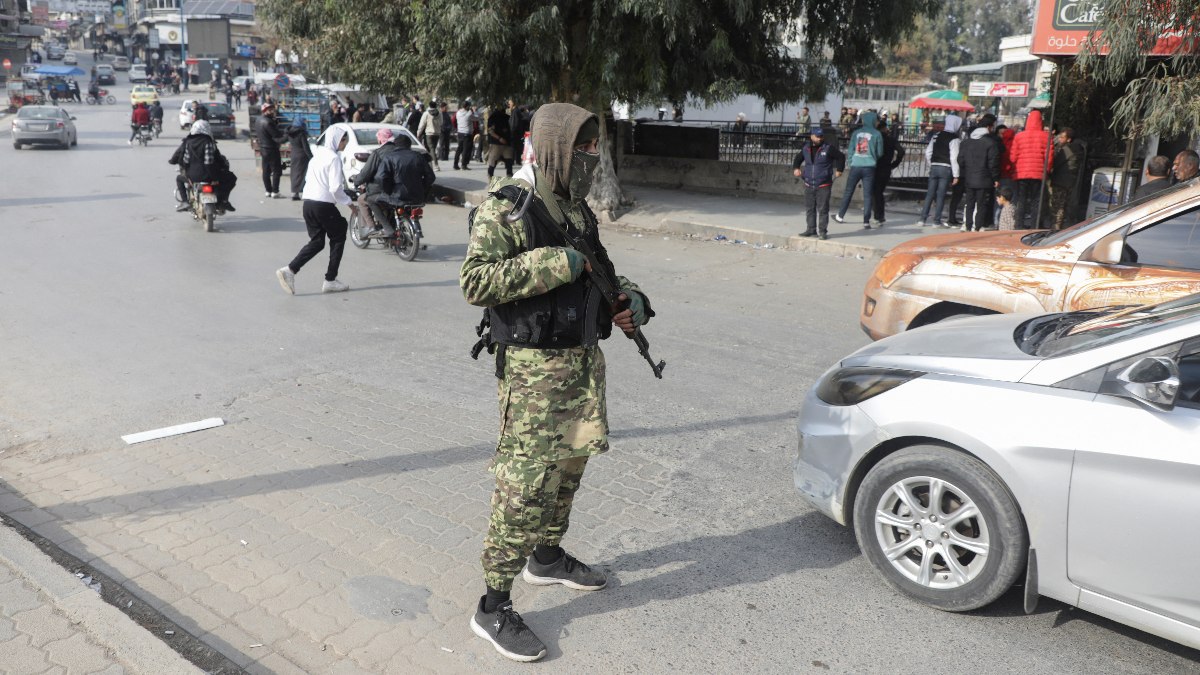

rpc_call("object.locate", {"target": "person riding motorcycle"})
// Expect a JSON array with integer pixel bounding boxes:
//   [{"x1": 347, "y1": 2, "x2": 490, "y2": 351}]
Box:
[
  {"x1": 149, "y1": 100, "x2": 164, "y2": 135},
  {"x1": 169, "y1": 120, "x2": 238, "y2": 213},
  {"x1": 88, "y1": 79, "x2": 100, "y2": 101},
  {"x1": 374, "y1": 134, "x2": 436, "y2": 236},
  {"x1": 350, "y1": 128, "x2": 403, "y2": 232},
  {"x1": 129, "y1": 102, "x2": 151, "y2": 144}
]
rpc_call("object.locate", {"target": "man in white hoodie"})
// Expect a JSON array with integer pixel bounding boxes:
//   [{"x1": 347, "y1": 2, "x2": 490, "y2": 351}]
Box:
[{"x1": 276, "y1": 126, "x2": 353, "y2": 294}]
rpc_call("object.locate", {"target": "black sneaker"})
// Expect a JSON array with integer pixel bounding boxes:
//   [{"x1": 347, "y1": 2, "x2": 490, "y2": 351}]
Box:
[
  {"x1": 799, "y1": 231, "x2": 816, "y2": 237},
  {"x1": 470, "y1": 597, "x2": 546, "y2": 662},
  {"x1": 522, "y1": 551, "x2": 607, "y2": 590}
]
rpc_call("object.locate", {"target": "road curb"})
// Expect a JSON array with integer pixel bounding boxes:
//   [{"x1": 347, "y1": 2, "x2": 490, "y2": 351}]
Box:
[
  {"x1": 0, "y1": 520, "x2": 201, "y2": 675},
  {"x1": 432, "y1": 182, "x2": 889, "y2": 260}
]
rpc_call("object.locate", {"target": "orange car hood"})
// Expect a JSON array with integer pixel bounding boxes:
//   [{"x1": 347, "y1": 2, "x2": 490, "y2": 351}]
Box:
[{"x1": 889, "y1": 230, "x2": 1033, "y2": 259}]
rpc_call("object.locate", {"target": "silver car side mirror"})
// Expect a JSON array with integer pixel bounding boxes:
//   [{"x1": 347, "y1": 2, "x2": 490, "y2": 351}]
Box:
[
  {"x1": 1111, "y1": 356, "x2": 1180, "y2": 411},
  {"x1": 1087, "y1": 230, "x2": 1125, "y2": 265}
]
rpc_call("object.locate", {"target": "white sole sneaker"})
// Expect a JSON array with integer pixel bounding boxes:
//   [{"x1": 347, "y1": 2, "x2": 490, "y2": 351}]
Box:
[
  {"x1": 521, "y1": 564, "x2": 607, "y2": 591},
  {"x1": 469, "y1": 616, "x2": 546, "y2": 662},
  {"x1": 275, "y1": 267, "x2": 295, "y2": 295}
]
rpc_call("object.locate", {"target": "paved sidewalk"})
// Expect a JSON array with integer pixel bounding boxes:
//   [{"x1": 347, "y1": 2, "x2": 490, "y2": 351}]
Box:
[
  {"x1": 0, "y1": 518, "x2": 200, "y2": 675},
  {"x1": 433, "y1": 172, "x2": 936, "y2": 260}
]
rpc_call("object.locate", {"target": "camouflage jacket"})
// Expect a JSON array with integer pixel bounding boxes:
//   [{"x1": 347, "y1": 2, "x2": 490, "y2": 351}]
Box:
[{"x1": 460, "y1": 177, "x2": 642, "y2": 309}]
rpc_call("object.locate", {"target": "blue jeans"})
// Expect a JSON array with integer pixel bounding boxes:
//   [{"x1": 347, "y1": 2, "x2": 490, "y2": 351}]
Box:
[
  {"x1": 920, "y1": 165, "x2": 954, "y2": 223},
  {"x1": 837, "y1": 165, "x2": 875, "y2": 223}
]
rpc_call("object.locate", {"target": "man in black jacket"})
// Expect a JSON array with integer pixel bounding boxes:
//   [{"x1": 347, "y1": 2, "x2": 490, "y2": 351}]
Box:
[
  {"x1": 351, "y1": 128, "x2": 403, "y2": 232},
  {"x1": 256, "y1": 103, "x2": 286, "y2": 198},
  {"x1": 169, "y1": 120, "x2": 238, "y2": 213},
  {"x1": 870, "y1": 118, "x2": 905, "y2": 227},
  {"x1": 957, "y1": 118, "x2": 1001, "y2": 232},
  {"x1": 792, "y1": 127, "x2": 845, "y2": 240},
  {"x1": 376, "y1": 135, "x2": 436, "y2": 236}
]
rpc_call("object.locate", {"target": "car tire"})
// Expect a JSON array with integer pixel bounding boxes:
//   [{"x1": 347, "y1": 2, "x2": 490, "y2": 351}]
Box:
[
  {"x1": 12, "y1": 141, "x2": 20, "y2": 150},
  {"x1": 852, "y1": 444, "x2": 1027, "y2": 612}
]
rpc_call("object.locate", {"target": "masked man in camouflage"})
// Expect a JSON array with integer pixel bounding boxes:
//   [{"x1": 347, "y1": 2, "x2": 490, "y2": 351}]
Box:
[{"x1": 460, "y1": 102, "x2": 653, "y2": 662}]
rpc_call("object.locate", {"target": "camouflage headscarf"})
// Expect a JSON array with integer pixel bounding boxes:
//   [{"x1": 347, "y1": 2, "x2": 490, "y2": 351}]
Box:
[{"x1": 530, "y1": 103, "x2": 598, "y2": 199}]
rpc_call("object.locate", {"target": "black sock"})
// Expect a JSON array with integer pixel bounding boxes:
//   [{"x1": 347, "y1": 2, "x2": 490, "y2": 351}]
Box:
[
  {"x1": 483, "y1": 586, "x2": 510, "y2": 613},
  {"x1": 533, "y1": 544, "x2": 563, "y2": 565}
]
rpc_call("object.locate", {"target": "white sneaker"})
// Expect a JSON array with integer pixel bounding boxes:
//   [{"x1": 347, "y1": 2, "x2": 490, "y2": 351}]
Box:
[
  {"x1": 960, "y1": 224, "x2": 968, "y2": 232},
  {"x1": 322, "y1": 279, "x2": 349, "y2": 293},
  {"x1": 276, "y1": 267, "x2": 295, "y2": 295},
  {"x1": 832, "y1": 214, "x2": 845, "y2": 224},
  {"x1": 265, "y1": 191, "x2": 273, "y2": 198},
  {"x1": 917, "y1": 221, "x2": 928, "y2": 227}
]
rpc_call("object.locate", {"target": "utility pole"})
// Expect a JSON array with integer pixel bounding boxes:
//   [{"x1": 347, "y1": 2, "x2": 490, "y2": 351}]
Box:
[{"x1": 178, "y1": 0, "x2": 187, "y2": 89}]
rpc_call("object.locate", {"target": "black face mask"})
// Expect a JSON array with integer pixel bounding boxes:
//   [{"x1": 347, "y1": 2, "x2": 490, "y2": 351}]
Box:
[{"x1": 569, "y1": 149, "x2": 600, "y2": 202}]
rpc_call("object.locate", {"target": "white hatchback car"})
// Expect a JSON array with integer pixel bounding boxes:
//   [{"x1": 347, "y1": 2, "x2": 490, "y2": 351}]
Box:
[
  {"x1": 313, "y1": 122, "x2": 430, "y2": 188},
  {"x1": 795, "y1": 294, "x2": 1200, "y2": 649},
  {"x1": 178, "y1": 99, "x2": 197, "y2": 129}
]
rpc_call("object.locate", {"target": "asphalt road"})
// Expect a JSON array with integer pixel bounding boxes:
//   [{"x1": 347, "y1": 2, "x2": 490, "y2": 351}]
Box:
[{"x1": 1, "y1": 61, "x2": 1198, "y2": 674}]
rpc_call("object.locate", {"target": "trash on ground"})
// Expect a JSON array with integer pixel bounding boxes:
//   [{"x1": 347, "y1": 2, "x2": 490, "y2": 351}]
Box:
[
  {"x1": 122, "y1": 418, "x2": 224, "y2": 445},
  {"x1": 249, "y1": 643, "x2": 264, "y2": 648},
  {"x1": 78, "y1": 574, "x2": 101, "y2": 593},
  {"x1": 165, "y1": 630, "x2": 175, "y2": 636},
  {"x1": 441, "y1": 647, "x2": 454, "y2": 653},
  {"x1": 463, "y1": 200, "x2": 474, "y2": 209},
  {"x1": 127, "y1": 600, "x2": 133, "y2": 608},
  {"x1": 713, "y1": 235, "x2": 727, "y2": 241},
  {"x1": 734, "y1": 240, "x2": 747, "y2": 245},
  {"x1": 240, "y1": 539, "x2": 248, "y2": 546}
]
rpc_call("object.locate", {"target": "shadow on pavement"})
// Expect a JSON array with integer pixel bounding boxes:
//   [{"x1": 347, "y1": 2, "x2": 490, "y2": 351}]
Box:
[
  {"x1": 0, "y1": 192, "x2": 142, "y2": 208},
  {"x1": 42, "y1": 442, "x2": 494, "y2": 520},
  {"x1": 524, "y1": 512, "x2": 858, "y2": 658}
]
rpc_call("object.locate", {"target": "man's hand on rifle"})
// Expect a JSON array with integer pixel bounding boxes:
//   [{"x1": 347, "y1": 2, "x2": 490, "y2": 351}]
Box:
[{"x1": 612, "y1": 292, "x2": 638, "y2": 334}]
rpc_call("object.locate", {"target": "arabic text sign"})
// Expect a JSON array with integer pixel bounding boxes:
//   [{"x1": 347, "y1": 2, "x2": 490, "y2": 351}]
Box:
[{"x1": 968, "y1": 81, "x2": 1031, "y2": 98}]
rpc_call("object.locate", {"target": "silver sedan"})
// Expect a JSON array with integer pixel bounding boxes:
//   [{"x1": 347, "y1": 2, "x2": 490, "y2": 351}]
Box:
[
  {"x1": 795, "y1": 294, "x2": 1200, "y2": 649},
  {"x1": 11, "y1": 105, "x2": 77, "y2": 150}
]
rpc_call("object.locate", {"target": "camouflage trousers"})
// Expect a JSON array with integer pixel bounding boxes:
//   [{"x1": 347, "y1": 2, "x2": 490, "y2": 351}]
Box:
[
  {"x1": 482, "y1": 455, "x2": 589, "y2": 591},
  {"x1": 1049, "y1": 184, "x2": 1074, "y2": 231},
  {"x1": 481, "y1": 345, "x2": 608, "y2": 591}
]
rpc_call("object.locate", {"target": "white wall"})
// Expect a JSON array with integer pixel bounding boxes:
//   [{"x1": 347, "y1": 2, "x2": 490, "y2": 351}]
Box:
[{"x1": 628, "y1": 92, "x2": 844, "y2": 124}]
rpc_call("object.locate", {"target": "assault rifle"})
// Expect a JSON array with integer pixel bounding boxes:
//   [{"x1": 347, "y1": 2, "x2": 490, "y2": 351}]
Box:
[
  {"x1": 503, "y1": 185, "x2": 665, "y2": 379},
  {"x1": 555, "y1": 223, "x2": 666, "y2": 379}
]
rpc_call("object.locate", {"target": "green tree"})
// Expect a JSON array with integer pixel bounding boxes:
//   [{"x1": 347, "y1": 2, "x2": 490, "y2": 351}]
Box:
[
  {"x1": 876, "y1": 0, "x2": 1031, "y2": 81},
  {"x1": 260, "y1": 0, "x2": 938, "y2": 210},
  {"x1": 1078, "y1": 0, "x2": 1200, "y2": 141}
]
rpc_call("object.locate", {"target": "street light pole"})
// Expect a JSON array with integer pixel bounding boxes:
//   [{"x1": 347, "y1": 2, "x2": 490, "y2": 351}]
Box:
[{"x1": 178, "y1": 0, "x2": 187, "y2": 89}]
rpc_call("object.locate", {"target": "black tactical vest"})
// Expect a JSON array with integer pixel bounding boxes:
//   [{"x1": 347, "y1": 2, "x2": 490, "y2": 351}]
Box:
[{"x1": 480, "y1": 186, "x2": 615, "y2": 350}]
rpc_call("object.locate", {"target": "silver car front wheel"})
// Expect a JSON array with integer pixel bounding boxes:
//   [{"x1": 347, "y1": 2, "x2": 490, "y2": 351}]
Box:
[
  {"x1": 853, "y1": 445, "x2": 1027, "y2": 612},
  {"x1": 872, "y1": 476, "x2": 990, "y2": 589}
]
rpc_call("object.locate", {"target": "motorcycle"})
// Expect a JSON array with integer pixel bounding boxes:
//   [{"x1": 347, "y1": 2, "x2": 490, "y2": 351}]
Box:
[
  {"x1": 349, "y1": 198, "x2": 424, "y2": 261},
  {"x1": 134, "y1": 125, "x2": 153, "y2": 147},
  {"x1": 85, "y1": 88, "x2": 116, "y2": 105},
  {"x1": 176, "y1": 176, "x2": 222, "y2": 232}
]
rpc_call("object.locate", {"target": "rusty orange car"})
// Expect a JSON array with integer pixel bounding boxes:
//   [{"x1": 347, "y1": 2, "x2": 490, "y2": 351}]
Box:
[{"x1": 861, "y1": 180, "x2": 1200, "y2": 339}]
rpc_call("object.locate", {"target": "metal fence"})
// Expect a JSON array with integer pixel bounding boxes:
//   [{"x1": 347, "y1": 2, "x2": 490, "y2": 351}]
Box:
[{"x1": 706, "y1": 121, "x2": 936, "y2": 190}]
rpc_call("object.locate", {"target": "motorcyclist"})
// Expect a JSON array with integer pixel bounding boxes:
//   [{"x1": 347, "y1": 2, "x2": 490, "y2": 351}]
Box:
[
  {"x1": 129, "y1": 102, "x2": 151, "y2": 144},
  {"x1": 149, "y1": 100, "x2": 164, "y2": 134},
  {"x1": 88, "y1": 79, "x2": 100, "y2": 101},
  {"x1": 67, "y1": 79, "x2": 81, "y2": 103},
  {"x1": 169, "y1": 120, "x2": 238, "y2": 213},
  {"x1": 350, "y1": 128, "x2": 403, "y2": 232},
  {"x1": 375, "y1": 134, "x2": 435, "y2": 236}
]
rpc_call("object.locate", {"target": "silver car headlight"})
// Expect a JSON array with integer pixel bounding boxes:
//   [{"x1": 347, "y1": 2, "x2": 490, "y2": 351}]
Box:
[{"x1": 815, "y1": 367, "x2": 923, "y2": 406}]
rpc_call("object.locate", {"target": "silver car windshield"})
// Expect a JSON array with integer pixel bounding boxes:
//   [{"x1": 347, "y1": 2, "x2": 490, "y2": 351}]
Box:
[
  {"x1": 1029, "y1": 179, "x2": 1197, "y2": 248},
  {"x1": 1017, "y1": 293, "x2": 1200, "y2": 357}
]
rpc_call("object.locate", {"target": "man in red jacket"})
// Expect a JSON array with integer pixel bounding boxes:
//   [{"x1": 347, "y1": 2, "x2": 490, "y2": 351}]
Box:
[
  {"x1": 129, "y1": 102, "x2": 151, "y2": 145},
  {"x1": 1009, "y1": 110, "x2": 1053, "y2": 229}
]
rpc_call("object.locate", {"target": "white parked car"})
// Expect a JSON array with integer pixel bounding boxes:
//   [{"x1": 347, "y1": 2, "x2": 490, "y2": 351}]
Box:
[
  {"x1": 178, "y1": 99, "x2": 197, "y2": 129},
  {"x1": 795, "y1": 293, "x2": 1200, "y2": 650},
  {"x1": 313, "y1": 123, "x2": 430, "y2": 189},
  {"x1": 128, "y1": 64, "x2": 148, "y2": 83},
  {"x1": 62, "y1": 51, "x2": 77, "y2": 65}
]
